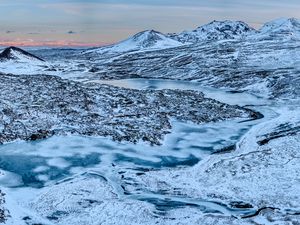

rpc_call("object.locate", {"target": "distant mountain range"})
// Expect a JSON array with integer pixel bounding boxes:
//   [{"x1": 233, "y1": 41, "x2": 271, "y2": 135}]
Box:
[
  {"x1": 1, "y1": 18, "x2": 300, "y2": 58},
  {"x1": 85, "y1": 18, "x2": 300, "y2": 54},
  {"x1": 0, "y1": 17, "x2": 300, "y2": 91}
]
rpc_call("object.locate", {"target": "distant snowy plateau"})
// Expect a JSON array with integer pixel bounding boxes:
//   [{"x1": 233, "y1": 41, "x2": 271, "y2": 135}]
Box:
[{"x1": 0, "y1": 18, "x2": 299, "y2": 225}]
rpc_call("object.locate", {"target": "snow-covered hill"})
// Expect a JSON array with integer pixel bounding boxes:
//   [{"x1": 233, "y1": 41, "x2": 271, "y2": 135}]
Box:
[
  {"x1": 0, "y1": 47, "x2": 48, "y2": 75},
  {"x1": 255, "y1": 18, "x2": 300, "y2": 40},
  {"x1": 169, "y1": 20, "x2": 257, "y2": 43},
  {"x1": 84, "y1": 30, "x2": 184, "y2": 55},
  {"x1": 0, "y1": 46, "x2": 45, "y2": 63}
]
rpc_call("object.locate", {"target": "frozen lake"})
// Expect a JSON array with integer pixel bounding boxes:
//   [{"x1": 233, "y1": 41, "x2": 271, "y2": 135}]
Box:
[{"x1": 0, "y1": 78, "x2": 278, "y2": 219}]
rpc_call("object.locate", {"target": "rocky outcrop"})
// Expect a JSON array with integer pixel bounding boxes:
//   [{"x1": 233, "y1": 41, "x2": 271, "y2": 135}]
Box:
[{"x1": 0, "y1": 74, "x2": 253, "y2": 145}]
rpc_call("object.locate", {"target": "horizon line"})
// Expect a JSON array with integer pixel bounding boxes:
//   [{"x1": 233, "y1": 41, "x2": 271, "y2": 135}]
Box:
[
  {"x1": 0, "y1": 42, "x2": 112, "y2": 48},
  {"x1": 1, "y1": 17, "x2": 298, "y2": 48}
]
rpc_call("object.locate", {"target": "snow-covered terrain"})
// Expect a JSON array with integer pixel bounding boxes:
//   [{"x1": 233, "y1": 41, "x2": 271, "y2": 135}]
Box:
[
  {"x1": 0, "y1": 18, "x2": 299, "y2": 225},
  {"x1": 256, "y1": 17, "x2": 300, "y2": 40},
  {"x1": 0, "y1": 74, "x2": 255, "y2": 145}
]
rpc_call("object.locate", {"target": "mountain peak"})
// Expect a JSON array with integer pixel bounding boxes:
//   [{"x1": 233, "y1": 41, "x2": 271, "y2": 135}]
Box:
[
  {"x1": 129, "y1": 29, "x2": 181, "y2": 48},
  {"x1": 261, "y1": 18, "x2": 300, "y2": 31},
  {"x1": 200, "y1": 20, "x2": 252, "y2": 28},
  {"x1": 136, "y1": 29, "x2": 160, "y2": 35},
  {"x1": 0, "y1": 46, "x2": 45, "y2": 62},
  {"x1": 172, "y1": 20, "x2": 256, "y2": 43},
  {"x1": 131, "y1": 30, "x2": 164, "y2": 41},
  {"x1": 86, "y1": 29, "x2": 183, "y2": 54}
]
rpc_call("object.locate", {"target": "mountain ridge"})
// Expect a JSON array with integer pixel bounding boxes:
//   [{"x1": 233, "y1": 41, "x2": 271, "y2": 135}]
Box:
[
  {"x1": 257, "y1": 17, "x2": 300, "y2": 39},
  {"x1": 168, "y1": 20, "x2": 257, "y2": 43},
  {"x1": 84, "y1": 18, "x2": 300, "y2": 55}
]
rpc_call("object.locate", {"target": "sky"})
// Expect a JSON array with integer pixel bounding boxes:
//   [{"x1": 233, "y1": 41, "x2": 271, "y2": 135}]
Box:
[{"x1": 0, "y1": 0, "x2": 299, "y2": 47}]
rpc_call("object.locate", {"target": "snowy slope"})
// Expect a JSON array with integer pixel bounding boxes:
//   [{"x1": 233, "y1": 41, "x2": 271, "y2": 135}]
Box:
[
  {"x1": 85, "y1": 30, "x2": 184, "y2": 54},
  {"x1": 0, "y1": 47, "x2": 49, "y2": 75},
  {"x1": 169, "y1": 20, "x2": 257, "y2": 43},
  {"x1": 254, "y1": 18, "x2": 300, "y2": 40}
]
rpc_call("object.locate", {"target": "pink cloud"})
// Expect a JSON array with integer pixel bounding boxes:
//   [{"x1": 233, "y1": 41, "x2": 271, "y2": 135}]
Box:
[{"x1": 0, "y1": 38, "x2": 111, "y2": 47}]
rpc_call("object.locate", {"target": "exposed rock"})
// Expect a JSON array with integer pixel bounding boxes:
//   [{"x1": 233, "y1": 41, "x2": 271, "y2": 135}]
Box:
[
  {"x1": 0, "y1": 190, "x2": 8, "y2": 224},
  {"x1": 83, "y1": 30, "x2": 183, "y2": 55},
  {"x1": 0, "y1": 74, "x2": 253, "y2": 145}
]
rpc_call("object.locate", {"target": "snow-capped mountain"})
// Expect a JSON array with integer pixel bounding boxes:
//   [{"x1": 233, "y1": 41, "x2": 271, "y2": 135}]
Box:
[
  {"x1": 0, "y1": 46, "x2": 45, "y2": 63},
  {"x1": 169, "y1": 20, "x2": 257, "y2": 43},
  {"x1": 257, "y1": 18, "x2": 300, "y2": 39},
  {"x1": 0, "y1": 47, "x2": 48, "y2": 75},
  {"x1": 83, "y1": 18, "x2": 300, "y2": 99},
  {"x1": 85, "y1": 30, "x2": 183, "y2": 54},
  {"x1": 84, "y1": 18, "x2": 300, "y2": 56}
]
